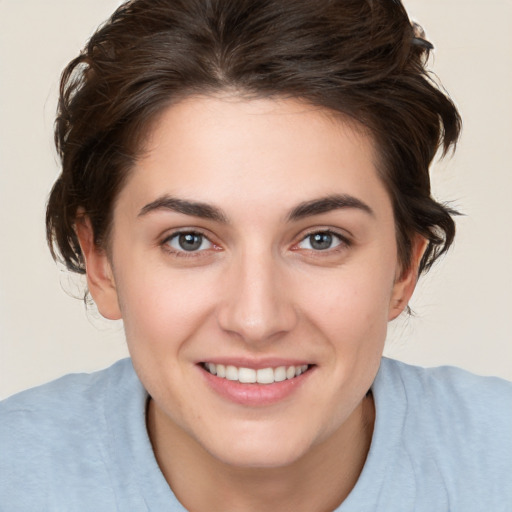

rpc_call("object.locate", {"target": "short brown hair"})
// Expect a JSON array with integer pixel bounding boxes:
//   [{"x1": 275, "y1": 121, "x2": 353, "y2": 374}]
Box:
[{"x1": 46, "y1": 0, "x2": 461, "y2": 276}]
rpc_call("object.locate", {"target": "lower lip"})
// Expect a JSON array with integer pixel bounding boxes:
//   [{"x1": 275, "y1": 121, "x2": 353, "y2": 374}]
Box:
[{"x1": 199, "y1": 365, "x2": 314, "y2": 406}]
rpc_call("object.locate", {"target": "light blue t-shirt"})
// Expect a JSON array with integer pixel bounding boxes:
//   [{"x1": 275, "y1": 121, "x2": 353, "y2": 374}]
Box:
[{"x1": 0, "y1": 358, "x2": 511, "y2": 511}]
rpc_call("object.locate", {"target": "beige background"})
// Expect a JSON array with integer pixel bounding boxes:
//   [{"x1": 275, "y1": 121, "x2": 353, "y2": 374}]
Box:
[{"x1": 1, "y1": 0, "x2": 511, "y2": 399}]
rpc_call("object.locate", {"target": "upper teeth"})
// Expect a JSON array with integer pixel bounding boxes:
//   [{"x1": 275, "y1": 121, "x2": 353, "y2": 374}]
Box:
[{"x1": 204, "y1": 363, "x2": 309, "y2": 384}]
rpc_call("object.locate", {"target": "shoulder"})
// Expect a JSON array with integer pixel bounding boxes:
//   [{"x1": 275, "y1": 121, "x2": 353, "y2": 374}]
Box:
[
  {"x1": 0, "y1": 358, "x2": 140, "y2": 509},
  {"x1": 375, "y1": 358, "x2": 512, "y2": 508},
  {"x1": 379, "y1": 358, "x2": 512, "y2": 449},
  {"x1": 382, "y1": 356, "x2": 511, "y2": 397},
  {"x1": 380, "y1": 357, "x2": 512, "y2": 428},
  {"x1": 0, "y1": 357, "x2": 135, "y2": 428}
]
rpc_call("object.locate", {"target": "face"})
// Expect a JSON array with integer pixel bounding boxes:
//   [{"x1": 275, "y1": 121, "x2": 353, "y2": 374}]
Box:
[{"x1": 80, "y1": 96, "x2": 420, "y2": 468}]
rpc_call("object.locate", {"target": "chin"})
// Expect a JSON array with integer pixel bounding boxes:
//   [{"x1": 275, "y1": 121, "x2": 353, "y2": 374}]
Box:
[
  {"x1": 199, "y1": 423, "x2": 319, "y2": 469},
  {"x1": 211, "y1": 444, "x2": 310, "y2": 470}
]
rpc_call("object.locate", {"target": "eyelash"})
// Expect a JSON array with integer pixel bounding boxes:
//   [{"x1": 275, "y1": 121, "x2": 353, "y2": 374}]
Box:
[{"x1": 160, "y1": 228, "x2": 351, "y2": 258}]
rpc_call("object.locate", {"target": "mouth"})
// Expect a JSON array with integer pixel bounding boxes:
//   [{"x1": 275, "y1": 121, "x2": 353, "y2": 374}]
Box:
[
  {"x1": 199, "y1": 361, "x2": 315, "y2": 406},
  {"x1": 201, "y1": 362, "x2": 311, "y2": 384}
]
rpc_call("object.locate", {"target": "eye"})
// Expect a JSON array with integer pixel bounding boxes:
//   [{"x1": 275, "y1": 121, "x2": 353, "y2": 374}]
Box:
[
  {"x1": 297, "y1": 231, "x2": 345, "y2": 251},
  {"x1": 165, "y1": 232, "x2": 213, "y2": 253}
]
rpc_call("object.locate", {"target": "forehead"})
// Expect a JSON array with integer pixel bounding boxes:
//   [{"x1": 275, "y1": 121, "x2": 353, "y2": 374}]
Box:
[{"x1": 118, "y1": 95, "x2": 390, "y2": 221}]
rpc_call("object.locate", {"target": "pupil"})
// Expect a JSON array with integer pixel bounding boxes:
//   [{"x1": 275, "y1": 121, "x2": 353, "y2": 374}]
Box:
[
  {"x1": 310, "y1": 233, "x2": 332, "y2": 250},
  {"x1": 179, "y1": 233, "x2": 202, "y2": 251}
]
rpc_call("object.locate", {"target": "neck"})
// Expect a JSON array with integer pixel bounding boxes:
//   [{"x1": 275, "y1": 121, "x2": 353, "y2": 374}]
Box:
[{"x1": 147, "y1": 393, "x2": 374, "y2": 512}]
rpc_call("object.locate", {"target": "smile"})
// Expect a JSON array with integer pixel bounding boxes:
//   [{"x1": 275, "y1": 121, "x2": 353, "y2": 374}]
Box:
[{"x1": 202, "y1": 363, "x2": 310, "y2": 384}]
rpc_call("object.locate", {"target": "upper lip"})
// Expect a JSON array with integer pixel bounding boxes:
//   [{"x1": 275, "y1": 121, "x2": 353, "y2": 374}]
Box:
[{"x1": 198, "y1": 358, "x2": 313, "y2": 369}]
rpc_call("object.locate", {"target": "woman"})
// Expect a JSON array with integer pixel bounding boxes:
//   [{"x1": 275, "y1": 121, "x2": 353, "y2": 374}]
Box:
[{"x1": 1, "y1": 0, "x2": 510, "y2": 510}]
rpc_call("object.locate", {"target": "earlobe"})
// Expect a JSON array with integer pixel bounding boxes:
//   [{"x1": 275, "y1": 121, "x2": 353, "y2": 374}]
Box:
[
  {"x1": 75, "y1": 216, "x2": 122, "y2": 320},
  {"x1": 388, "y1": 236, "x2": 428, "y2": 321}
]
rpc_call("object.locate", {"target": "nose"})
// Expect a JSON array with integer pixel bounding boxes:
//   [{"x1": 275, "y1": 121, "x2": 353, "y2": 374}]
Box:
[{"x1": 216, "y1": 250, "x2": 298, "y2": 344}]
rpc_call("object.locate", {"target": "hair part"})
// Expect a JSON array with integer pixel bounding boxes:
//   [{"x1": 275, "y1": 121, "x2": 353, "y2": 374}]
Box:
[{"x1": 47, "y1": 0, "x2": 461, "y2": 278}]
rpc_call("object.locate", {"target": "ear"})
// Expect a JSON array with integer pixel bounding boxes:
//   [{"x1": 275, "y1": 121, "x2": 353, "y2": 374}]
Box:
[
  {"x1": 75, "y1": 216, "x2": 122, "y2": 320},
  {"x1": 388, "y1": 236, "x2": 428, "y2": 321}
]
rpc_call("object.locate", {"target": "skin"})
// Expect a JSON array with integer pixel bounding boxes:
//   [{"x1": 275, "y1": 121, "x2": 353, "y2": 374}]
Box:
[{"x1": 77, "y1": 95, "x2": 425, "y2": 511}]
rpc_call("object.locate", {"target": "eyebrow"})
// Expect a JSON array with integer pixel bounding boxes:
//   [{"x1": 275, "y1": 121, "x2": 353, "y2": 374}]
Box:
[
  {"x1": 138, "y1": 193, "x2": 374, "y2": 223},
  {"x1": 138, "y1": 196, "x2": 229, "y2": 223},
  {"x1": 287, "y1": 194, "x2": 374, "y2": 221}
]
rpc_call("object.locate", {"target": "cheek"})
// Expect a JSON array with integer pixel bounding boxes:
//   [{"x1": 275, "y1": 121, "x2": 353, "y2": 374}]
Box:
[
  {"x1": 114, "y1": 267, "x2": 220, "y2": 422},
  {"x1": 296, "y1": 261, "x2": 395, "y2": 343},
  {"x1": 115, "y1": 263, "x2": 218, "y2": 356}
]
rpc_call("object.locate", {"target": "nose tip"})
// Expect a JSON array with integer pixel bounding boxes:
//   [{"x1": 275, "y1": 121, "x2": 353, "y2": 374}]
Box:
[{"x1": 216, "y1": 258, "x2": 297, "y2": 344}]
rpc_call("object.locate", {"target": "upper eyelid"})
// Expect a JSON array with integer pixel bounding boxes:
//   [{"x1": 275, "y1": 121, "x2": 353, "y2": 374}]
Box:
[
  {"x1": 161, "y1": 227, "x2": 212, "y2": 242},
  {"x1": 296, "y1": 227, "x2": 351, "y2": 243}
]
